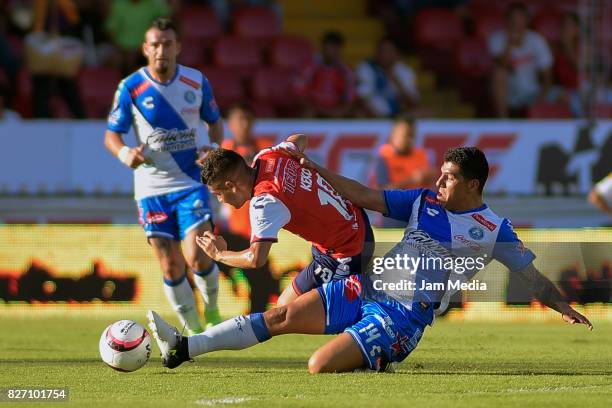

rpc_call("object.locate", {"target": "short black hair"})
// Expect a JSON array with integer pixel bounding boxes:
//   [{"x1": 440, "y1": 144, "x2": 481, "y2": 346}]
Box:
[
  {"x1": 443, "y1": 147, "x2": 489, "y2": 193},
  {"x1": 150, "y1": 17, "x2": 178, "y2": 37},
  {"x1": 199, "y1": 149, "x2": 248, "y2": 186},
  {"x1": 322, "y1": 30, "x2": 344, "y2": 46}
]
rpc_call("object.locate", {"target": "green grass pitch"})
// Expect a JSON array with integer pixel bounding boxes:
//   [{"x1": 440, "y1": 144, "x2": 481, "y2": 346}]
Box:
[{"x1": 1, "y1": 313, "x2": 611, "y2": 407}]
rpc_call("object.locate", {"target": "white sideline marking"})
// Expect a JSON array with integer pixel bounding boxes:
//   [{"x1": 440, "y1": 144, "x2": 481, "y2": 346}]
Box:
[{"x1": 195, "y1": 397, "x2": 254, "y2": 406}]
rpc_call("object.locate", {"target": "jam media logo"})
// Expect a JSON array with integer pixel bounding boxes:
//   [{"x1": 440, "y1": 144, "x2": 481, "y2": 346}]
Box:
[{"x1": 0, "y1": 260, "x2": 138, "y2": 303}]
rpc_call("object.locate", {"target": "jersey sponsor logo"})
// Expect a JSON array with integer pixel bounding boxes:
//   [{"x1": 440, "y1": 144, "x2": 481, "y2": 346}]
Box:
[
  {"x1": 142, "y1": 96, "x2": 155, "y2": 109},
  {"x1": 299, "y1": 168, "x2": 313, "y2": 192},
  {"x1": 181, "y1": 107, "x2": 199, "y2": 115},
  {"x1": 130, "y1": 81, "x2": 151, "y2": 99},
  {"x1": 426, "y1": 208, "x2": 439, "y2": 217},
  {"x1": 264, "y1": 158, "x2": 275, "y2": 173},
  {"x1": 403, "y1": 229, "x2": 453, "y2": 258},
  {"x1": 468, "y1": 226, "x2": 484, "y2": 240},
  {"x1": 424, "y1": 195, "x2": 441, "y2": 206},
  {"x1": 282, "y1": 159, "x2": 298, "y2": 194},
  {"x1": 146, "y1": 211, "x2": 168, "y2": 224},
  {"x1": 184, "y1": 90, "x2": 196, "y2": 104},
  {"x1": 179, "y1": 75, "x2": 200, "y2": 89},
  {"x1": 453, "y1": 234, "x2": 482, "y2": 251},
  {"x1": 471, "y1": 214, "x2": 497, "y2": 231},
  {"x1": 146, "y1": 128, "x2": 197, "y2": 152}
]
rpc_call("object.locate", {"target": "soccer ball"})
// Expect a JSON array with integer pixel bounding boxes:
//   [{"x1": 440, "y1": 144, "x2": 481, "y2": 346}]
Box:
[{"x1": 99, "y1": 320, "x2": 151, "y2": 372}]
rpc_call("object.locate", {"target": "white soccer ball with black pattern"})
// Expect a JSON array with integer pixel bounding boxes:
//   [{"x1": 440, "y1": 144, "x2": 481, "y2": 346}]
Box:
[{"x1": 99, "y1": 320, "x2": 151, "y2": 372}]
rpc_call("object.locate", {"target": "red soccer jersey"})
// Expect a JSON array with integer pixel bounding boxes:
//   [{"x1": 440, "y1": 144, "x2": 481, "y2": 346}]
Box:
[{"x1": 249, "y1": 142, "x2": 366, "y2": 258}]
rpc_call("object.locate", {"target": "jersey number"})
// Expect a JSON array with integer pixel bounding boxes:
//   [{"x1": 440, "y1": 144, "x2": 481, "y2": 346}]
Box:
[{"x1": 316, "y1": 174, "x2": 352, "y2": 220}]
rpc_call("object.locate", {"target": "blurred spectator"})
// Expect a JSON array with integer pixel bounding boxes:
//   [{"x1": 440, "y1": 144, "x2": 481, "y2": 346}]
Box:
[
  {"x1": 0, "y1": 92, "x2": 21, "y2": 121},
  {"x1": 105, "y1": 0, "x2": 171, "y2": 75},
  {"x1": 552, "y1": 12, "x2": 581, "y2": 116},
  {"x1": 355, "y1": 37, "x2": 419, "y2": 118},
  {"x1": 28, "y1": 0, "x2": 85, "y2": 118},
  {"x1": 0, "y1": 6, "x2": 20, "y2": 105},
  {"x1": 588, "y1": 173, "x2": 612, "y2": 217},
  {"x1": 489, "y1": 2, "x2": 553, "y2": 118},
  {"x1": 369, "y1": 116, "x2": 433, "y2": 227},
  {"x1": 294, "y1": 31, "x2": 355, "y2": 118},
  {"x1": 218, "y1": 104, "x2": 278, "y2": 312}
]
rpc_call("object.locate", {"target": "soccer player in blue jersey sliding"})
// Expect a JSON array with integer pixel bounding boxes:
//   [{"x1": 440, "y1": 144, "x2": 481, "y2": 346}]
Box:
[
  {"x1": 104, "y1": 18, "x2": 223, "y2": 334},
  {"x1": 148, "y1": 146, "x2": 592, "y2": 373}
]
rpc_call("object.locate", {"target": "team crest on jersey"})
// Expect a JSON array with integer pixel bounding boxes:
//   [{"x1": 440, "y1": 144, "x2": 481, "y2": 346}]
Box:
[
  {"x1": 184, "y1": 90, "x2": 196, "y2": 104},
  {"x1": 468, "y1": 226, "x2": 484, "y2": 240}
]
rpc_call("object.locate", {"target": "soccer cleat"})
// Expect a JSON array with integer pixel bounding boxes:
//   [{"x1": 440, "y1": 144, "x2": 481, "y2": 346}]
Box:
[
  {"x1": 146, "y1": 310, "x2": 190, "y2": 369},
  {"x1": 204, "y1": 308, "x2": 222, "y2": 329}
]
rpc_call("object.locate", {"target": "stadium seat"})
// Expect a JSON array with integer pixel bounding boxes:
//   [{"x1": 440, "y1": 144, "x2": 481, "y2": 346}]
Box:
[
  {"x1": 250, "y1": 102, "x2": 276, "y2": 118},
  {"x1": 528, "y1": 101, "x2": 573, "y2": 118},
  {"x1": 200, "y1": 66, "x2": 246, "y2": 109},
  {"x1": 179, "y1": 37, "x2": 208, "y2": 67},
  {"x1": 13, "y1": 68, "x2": 32, "y2": 118},
  {"x1": 250, "y1": 67, "x2": 298, "y2": 115},
  {"x1": 269, "y1": 35, "x2": 314, "y2": 69},
  {"x1": 533, "y1": 12, "x2": 562, "y2": 44},
  {"x1": 232, "y1": 6, "x2": 281, "y2": 40},
  {"x1": 77, "y1": 67, "x2": 121, "y2": 118},
  {"x1": 212, "y1": 36, "x2": 263, "y2": 76},
  {"x1": 179, "y1": 6, "x2": 223, "y2": 44},
  {"x1": 454, "y1": 37, "x2": 493, "y2": 77},
  {"x1": 414, "y1": 9, "x2": 463, "y2": 50},
  {"x1": 453, "y1": 38, "x2": 493, "y2": 114},
  {"x1": 472, "y1": 8, "x2": 505, "y2": 39}
]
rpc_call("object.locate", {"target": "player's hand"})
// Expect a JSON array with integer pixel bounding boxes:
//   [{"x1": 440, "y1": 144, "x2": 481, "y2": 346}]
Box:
[
  {"x1": 124, "y1": 145, "x2": 148, "y2": 169},
  {"x1": 196, "y1": 231, "x2": 227, "y2": 261},
  {"x1": 197, "y1": 145, "x2": 215, "y2": 161},
  {"x1": 560, "y1": 304, "x2": 593, "y2": 331},
  {"x1": 282, "y1": 148, "x2": 318, "y2": 171}
]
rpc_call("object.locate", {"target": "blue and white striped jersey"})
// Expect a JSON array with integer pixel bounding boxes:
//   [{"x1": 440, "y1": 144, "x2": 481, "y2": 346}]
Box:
[
  {"x1": 363, "y1": 188, "x2": 536, "y2": 319},
  {"x1": 107, "y1": 65, "x2": 220, "y2": 200}
]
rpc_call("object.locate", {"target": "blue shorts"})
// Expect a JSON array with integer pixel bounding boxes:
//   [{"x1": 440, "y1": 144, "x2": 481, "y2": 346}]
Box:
[
  {"x1": 137, "y1": 186, "x2": 212, "y2": 241},
  {"x1": 293, "y1": 210, "x2": 374, "y2": 295},
  {"x1": 317, "y1": 276, "x2": 427, "y2": 371}
]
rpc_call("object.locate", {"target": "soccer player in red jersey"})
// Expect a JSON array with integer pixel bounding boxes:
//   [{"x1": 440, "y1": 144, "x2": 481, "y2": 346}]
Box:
[{"x1": 196, "y1": 134, "x2": 374, "y2": 306}]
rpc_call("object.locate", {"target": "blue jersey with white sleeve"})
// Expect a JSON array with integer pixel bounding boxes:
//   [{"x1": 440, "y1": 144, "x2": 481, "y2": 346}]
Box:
[
  {"x1": 107, "y1": 65, "x2": 220, "y2": 200},
  {"x1": 363, "y1": 188, "x2": 536, "y2": 324}
]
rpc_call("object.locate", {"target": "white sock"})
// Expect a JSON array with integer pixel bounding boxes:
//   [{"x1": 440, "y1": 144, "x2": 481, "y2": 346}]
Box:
[
  {"x1": 188, "y1": 313, "x2": 271, "y2": 358},
  {"x1": 193, "y1": 264, "x2": 219, "y2": 310},
  {"x1": 163, "y1": 275, "x2": 203, "y2": 333}
]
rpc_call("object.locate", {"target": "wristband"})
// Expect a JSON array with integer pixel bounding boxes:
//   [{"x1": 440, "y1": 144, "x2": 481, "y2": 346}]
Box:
[{"x1": 117, "y1": 146, "x2": 130, "y2": 164}]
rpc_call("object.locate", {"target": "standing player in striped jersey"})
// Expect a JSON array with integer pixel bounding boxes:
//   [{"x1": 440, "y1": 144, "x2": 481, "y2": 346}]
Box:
[
  {"x1": 104, "y1": 18, "x2": 223, "y2": 334},
  {"x1": 195, "y1": 134, "x2": 374, "y2": 306}
]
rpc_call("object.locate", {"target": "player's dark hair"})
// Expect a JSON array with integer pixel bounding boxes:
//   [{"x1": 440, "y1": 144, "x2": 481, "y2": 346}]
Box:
[
  {"x1": 322, "y1": 30, "x2": 344, "y2": 46},
  {"x1": 199, "y1": 149, "x2": 249, "y2": 186},
  {"x1": 150, "y1": 17, "x2": 179, "y2": 37},
  {"x1": 443, "y1": 147, "x2": 489, "y2": 193}
]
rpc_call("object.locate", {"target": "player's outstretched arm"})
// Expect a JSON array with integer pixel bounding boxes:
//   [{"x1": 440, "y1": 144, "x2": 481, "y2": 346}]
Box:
[
  {"x1": 196, "y1": 231, "x2": 272, "y2": 269},
  {"x1": 207, "y1": 119, "x2": 224, "y2": 146},
  {"x1": 290, "y1": 150, "x2": 386, "y2": 213},
  {"x1": 516, "y1": 263, "x2": 593, "y2": 330}
]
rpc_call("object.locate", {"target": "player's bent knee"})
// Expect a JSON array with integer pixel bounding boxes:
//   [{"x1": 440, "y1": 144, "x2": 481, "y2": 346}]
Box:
[
  {"x1": 263, "y1": 306, "x2": 288, "y2": 332},
  {"x1": 307, "y1": 353, "x2": 332, "y2": 374}
]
